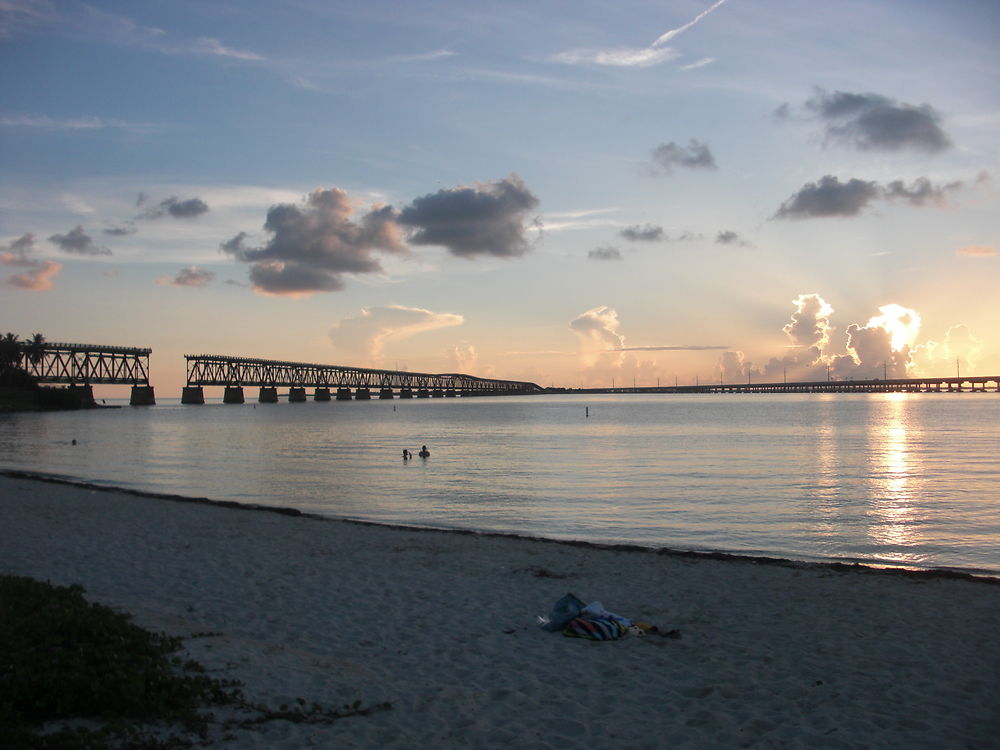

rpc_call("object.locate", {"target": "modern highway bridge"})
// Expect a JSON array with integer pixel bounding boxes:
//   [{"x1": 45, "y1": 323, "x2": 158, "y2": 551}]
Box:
[
  {"x1": 551, "y1": 375, "x2": 1000, "y2": 395},
  {"x1": 181, "y1": 354, "x2": 544, "y2": 403},
  {"x1": 9, "y1": 342, "x2": 155, "y2": 405}
]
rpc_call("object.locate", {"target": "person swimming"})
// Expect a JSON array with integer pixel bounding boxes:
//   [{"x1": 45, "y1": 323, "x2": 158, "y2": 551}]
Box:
[{"x1": 418, "y1": 445, "x2": 430, "y2": 458}]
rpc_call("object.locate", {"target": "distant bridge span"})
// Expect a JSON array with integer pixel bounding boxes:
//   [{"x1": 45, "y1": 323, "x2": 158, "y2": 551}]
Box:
[
  {"x1": 182, "y1": 354, "x2": 543, "y2": 403},
  {"x1": 552, "y1": 375, "x2": 1000, "y2": 395}
]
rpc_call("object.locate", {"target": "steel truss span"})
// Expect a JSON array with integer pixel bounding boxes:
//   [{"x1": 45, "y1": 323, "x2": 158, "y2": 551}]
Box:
[
  {"x1": 18, "y1": 343, "x2": 152, "y2": 385},
  {"x1": 184, "y1": 354, "x2": 542, "y2": 395}
]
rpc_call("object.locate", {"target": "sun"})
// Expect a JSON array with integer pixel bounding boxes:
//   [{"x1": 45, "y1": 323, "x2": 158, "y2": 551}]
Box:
[{"x1": 867, "y1": 304, "x2": 922, "y2": 351}]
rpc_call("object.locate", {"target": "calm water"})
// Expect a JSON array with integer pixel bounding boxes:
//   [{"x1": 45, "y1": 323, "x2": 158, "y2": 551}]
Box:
[{"x1": 2, "y1": 393, "x2": 998, "y2": 575}]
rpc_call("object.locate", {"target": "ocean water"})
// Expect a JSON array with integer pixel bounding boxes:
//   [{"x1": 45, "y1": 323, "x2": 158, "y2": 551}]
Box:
[{"x1": 2, "y1": 392, "x2": 998, "y2": 575}]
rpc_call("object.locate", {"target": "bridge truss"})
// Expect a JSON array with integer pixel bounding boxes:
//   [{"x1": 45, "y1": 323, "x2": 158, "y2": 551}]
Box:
[
  {"x1": 184, "y1": 354, "x2": 542, "y2": 396},
  {"x1": 16, "y1": 343, "x2": 152, "y2": 385}
]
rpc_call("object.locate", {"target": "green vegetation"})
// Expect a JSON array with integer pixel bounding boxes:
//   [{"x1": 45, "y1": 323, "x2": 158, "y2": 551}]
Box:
[
  {"x1": 0, "y1": 576, "x2": 391, "y2": 749},
  {"x1": 0, "y1": 332, "x2": 93, "y2": 411}
]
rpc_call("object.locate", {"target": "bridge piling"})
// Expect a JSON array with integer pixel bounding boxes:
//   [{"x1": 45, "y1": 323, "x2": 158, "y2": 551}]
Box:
[
  {"x1": 315, "y1": 387, "x2": 331, "y2": 402},
  {"x1": 129, "y1": 386, "x2": 155, "y2": 406},
  {"x1": 223, "y1": 386, "x2": 245, "y2": 404},
  {"x1": 258, "y1": 387, "x2": 278, "y2": 403},
  {"x1": 288, "y1": 387, "x2": 307, "y2": 402},
  {"x1": 181, "y1": 386, "x2": 204, "y2": 404}
]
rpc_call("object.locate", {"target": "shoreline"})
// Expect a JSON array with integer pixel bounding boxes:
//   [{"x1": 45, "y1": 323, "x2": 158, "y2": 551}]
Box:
[
  {"x1": 3, "y1": 468, "x2": 997, "y2": 585},
  {"x1": 2, "y1": 471, "x2": 999, "y2": 748}
]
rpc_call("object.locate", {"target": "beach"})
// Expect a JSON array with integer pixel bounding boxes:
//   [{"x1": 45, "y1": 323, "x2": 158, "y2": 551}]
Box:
[{"x1": 2, "y1": 473, "x2": 998, "y2": 749}]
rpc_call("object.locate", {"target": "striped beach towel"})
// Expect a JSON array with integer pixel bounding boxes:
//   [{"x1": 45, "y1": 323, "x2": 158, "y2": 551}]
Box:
[{"x1": 561, "y1": 615, "x2": 628, "y2": 641}]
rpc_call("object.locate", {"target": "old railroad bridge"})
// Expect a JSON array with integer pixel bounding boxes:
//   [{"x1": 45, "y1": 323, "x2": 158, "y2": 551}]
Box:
[{"x1": 181, "y1": 354, "x2": 543, "y2": 403}]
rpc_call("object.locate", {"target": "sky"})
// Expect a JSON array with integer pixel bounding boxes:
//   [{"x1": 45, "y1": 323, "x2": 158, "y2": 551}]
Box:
[{"x1": 1, "y1": 0, "x2": 998, "y2": 396}]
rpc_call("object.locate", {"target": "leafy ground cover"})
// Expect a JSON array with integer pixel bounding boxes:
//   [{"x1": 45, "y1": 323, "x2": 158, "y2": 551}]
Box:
[{"x1": 0, "y1": 575, "x2": 390, "y2": 749}]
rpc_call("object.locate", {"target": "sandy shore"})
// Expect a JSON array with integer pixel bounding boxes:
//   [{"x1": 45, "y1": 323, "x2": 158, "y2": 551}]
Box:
[{"x1": 2, "y1": 473, "x2": 998, "y2": 749}]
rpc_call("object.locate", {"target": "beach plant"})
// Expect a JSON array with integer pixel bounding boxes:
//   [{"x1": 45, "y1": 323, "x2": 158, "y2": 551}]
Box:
[{"x1": 0, "y1": 576, "x2": 390, "y2": 749}]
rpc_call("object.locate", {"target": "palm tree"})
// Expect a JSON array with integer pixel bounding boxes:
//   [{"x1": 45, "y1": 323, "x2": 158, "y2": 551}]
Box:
[
  {"x1": 0, "y1": 332, "x2": 22, "y2": 369},
  {"x1": 23, "y1": 332, "x2": 47, "y2": 367}
]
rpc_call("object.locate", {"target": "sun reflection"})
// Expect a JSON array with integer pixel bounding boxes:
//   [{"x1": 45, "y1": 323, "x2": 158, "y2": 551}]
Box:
[{"x1": 867, "y1": 394, "x2": 924, "y2": 560}]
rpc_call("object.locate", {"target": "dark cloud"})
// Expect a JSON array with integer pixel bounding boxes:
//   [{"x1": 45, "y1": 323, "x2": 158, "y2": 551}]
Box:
[
  {"x1": 1, "y1": 233, "x2": 38, "y2": 265},
  {"x1": 104, "y1": 222, "x2": 138, "y2": 236},
  {"x1": 141, "y1": 196, "x2": 210, "y2": 219},
  {"x1": 159, "y1": 266, "x2": 216, "y2": 288},
  {"x1": 588, "y1": 246, "x2": 622, "y2": 260},
  {"x1": 48, "y1": 225, "x2": 111, "y2": 255},
  {"x1": 620, "y1": 224, "x2": 664, "y2": 242},
  {"x1": 883, "y1": 177, "x2": 963, "y2": 206},
  {"x1": 398, "y1": 174, "x2": 540, "y2": 258},
  {"x1": 774, "y1": 173, "x2": 979, "y2": 219},
  {"x1": 716, "y1": 230, "x2": 750, "y2": 246},
  {"x1": 221, "y1": 187, "x2": 407, "y2": 296},
  {"x1": 649, "y1": 139, "x2": 717, "y2": 174},
  {"x1": 803, "y1": 89, "x2": 952, "y2": 153},
  {"x1": 773, "y1": 176, "x2": 881, "y2": 219}
]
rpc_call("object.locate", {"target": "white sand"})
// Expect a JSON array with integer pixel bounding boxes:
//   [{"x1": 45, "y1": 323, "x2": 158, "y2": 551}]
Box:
[{"x1": 2, "y1": 473, "x2": 999, "y2": 749}]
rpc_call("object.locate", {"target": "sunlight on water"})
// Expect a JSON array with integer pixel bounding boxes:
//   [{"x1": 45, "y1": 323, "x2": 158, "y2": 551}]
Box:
[{"x1": 1, "y1": 393, "x2": 998, "y2": 574}]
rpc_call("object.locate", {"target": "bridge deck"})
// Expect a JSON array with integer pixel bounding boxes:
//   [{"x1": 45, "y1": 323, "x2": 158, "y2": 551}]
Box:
[
  {"x1": 184, "y1": 354, "x2": 541, "y2": 394},
  {"x1": 552, "y1": 375, "x2": 1000, "y2": 395}
]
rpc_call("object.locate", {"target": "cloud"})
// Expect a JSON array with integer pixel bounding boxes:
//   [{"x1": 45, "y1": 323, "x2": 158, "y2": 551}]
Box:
[
  {"x1": 551, "y1": 47, "x2": 679, "y2": 68},
  {"x1": 883, "y1": 177, "x2": 963, "y2": 206},
  {"x1": 649, "y1": 139, "x2": 717, "y2": 174},
  {"x1": 552, "y1": 0, "x2": 729, "y2": 69},
  {"x1": 140, "y1": 195, "x2": 210, "y2": 219},
  {"x1": 157, "y1": 266, "x2": 215, "y2": 288},
  {"x1": 680, "y1": 57, "x2": 716, "y2": 71},
  {"x1": 588, "y1": 246, "x2": 622, "y2": 260},
  {"x1": 329, "y1": 305, "x2": 464, "y2": 365},
  {"x1": 721, "y1": 294, "x2": 986, "y2": 384},
  {"x1": 222, "y1": 187, "x2": 407, "y2": 296},
  {"x1": 48, "y1": 225, "x2": 111, "y2": 255},
  {"x1": 6, "y1": 260, "x2": 61, "y2": 291},
  {"x1": 773, "y1": 176, "x2": 882, "y2": 219},
  {"x1": 617, "y1": 345, "x2": 728, "y2": 352},
  {"x1": 783, "y1": 294, "x2": 834, "y2": 350},
  {"x1": 911, "y1": 325, "x2": 982, "y2": 376},
  {"x1": 1, "y1": 233, "x2": 38, "y2": 265},
  {"x1": 398, "y1": 174, "x2": 540, "y2": 258},
  {"x1": 194, "y1": 37, "x2": 264, "y2": 61},
  {"x1": 446, "y1": 342, "x2": 478, "y2": 374},
  {"x1": 620, "y1": 224, "x2": 664, "y2": 242},
  {"x1": 956, "y1": 245, "x2": 995, "y2": 257},
  {"x1": 104, "y1": 222, "x2": 138, "y2": 236},
  {"x1": 0, "y1": 114, "x2": 162, "y2": 133},
  {"x1": 800, "y1": 89, "x2": 952, "y2": 153},
  {"x1": 570, "y1": 306, "x2": 626, "y2": 367},
  {"x1": 716, "y1": 230, "x2": 750, "y2": 246},
  {"x1": 650, "y1": 0, "x2": 730, "y2": 47},
  {"x1": 773, "y1": 174, "x2": 977, "y2": 219}
]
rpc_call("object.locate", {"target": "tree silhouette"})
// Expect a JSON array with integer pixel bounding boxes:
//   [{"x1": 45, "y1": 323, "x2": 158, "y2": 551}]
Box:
[
  {"x1": 0, "y1": 332, "x2": 22, "y2": 369},
  {"x1": 23, "y1": 332, "x2": 47, "y2": 367}
]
